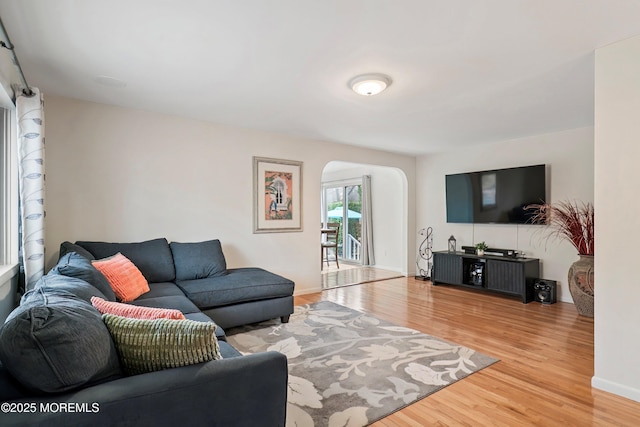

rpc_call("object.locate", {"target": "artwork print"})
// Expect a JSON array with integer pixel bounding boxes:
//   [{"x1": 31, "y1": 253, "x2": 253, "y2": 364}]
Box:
[
  {"x1": 265, "y1": 170, "x2": 293, "y2": 220},
  {"x1": 253, "y1": 157, "x2": 302, "y2": 233}
]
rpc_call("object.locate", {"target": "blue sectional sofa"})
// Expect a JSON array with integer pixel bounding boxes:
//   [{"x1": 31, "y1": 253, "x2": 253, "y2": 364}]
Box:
[{"x1": 0, "y1": 238, "x2": 294, "y2": 426}]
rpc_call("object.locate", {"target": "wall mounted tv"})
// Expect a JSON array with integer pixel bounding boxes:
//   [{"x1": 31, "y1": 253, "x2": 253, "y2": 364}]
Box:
[{"x1": 445, "y1": 164, "x2": 546, "y2": 224}]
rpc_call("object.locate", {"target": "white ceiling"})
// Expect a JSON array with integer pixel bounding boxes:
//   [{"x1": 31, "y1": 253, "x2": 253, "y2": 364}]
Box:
[{"x1": 2, "y1": 0, "x2": 640, "y2": 155}]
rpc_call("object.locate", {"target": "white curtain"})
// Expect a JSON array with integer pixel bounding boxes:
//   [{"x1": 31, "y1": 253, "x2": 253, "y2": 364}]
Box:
[
  {"x1": 361, "y1": 175, "x2": 375, "y2": 265},
  {"x1": 17, "y1": 88, "x2": 45, "y2": 290}
]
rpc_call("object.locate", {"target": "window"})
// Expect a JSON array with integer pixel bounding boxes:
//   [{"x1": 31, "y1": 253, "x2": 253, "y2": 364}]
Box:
[{"x1": 0, "y1": 108, "x2": 18, "y2": 265}]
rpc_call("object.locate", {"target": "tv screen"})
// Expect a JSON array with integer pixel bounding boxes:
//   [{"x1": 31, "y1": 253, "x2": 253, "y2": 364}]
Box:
[{"x1": 445, "y1": 164, "x2": 546, "y2": 224}]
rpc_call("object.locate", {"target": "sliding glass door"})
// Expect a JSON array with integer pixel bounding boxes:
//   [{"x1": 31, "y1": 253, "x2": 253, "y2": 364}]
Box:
[{"x1": 322, "y1": 181, "x2": 362, "y2": 263}]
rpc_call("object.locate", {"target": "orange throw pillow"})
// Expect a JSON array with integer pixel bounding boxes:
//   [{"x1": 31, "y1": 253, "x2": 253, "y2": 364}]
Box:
[
  {"x1": 92, "y1": 253, "x2": 150, "y2": 302},
  {"x1": 91, "y1": 296, "x2": 185, "y2": 320}
]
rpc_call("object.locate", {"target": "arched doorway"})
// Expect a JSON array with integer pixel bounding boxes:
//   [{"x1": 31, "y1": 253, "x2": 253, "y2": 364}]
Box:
[{"x1": 320, "y1": 161, "x2": 407, "y2": 289}]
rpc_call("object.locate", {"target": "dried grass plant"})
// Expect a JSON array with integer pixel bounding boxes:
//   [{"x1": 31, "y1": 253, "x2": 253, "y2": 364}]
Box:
[{"x1": 526, "y1": 200, "x2": 594, "y2": 256}]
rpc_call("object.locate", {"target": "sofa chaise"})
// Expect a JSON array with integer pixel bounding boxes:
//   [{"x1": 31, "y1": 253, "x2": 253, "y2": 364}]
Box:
[{"x1": 0, "y1": 238, "x2": 294, "y2": 426}]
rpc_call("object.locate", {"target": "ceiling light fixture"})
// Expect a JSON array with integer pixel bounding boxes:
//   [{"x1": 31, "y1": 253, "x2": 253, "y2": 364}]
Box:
[{"x1": 348, "y1": 73, "x2": 392, "y2": 96}]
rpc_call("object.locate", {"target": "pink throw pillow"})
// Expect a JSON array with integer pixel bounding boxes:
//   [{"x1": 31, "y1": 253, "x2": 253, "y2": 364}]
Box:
[{"x1": 91, "y1": 296, "x2": 186, "y2": 320}]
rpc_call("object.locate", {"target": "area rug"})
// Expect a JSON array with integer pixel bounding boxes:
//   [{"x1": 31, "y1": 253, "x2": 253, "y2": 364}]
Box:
[{"x1": 226, "y1": 301, "x2": 498, "y2": 427}]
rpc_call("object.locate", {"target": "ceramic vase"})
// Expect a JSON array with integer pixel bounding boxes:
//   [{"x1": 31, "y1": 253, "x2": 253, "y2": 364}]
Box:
[{"x1": 568, "y1": 255, "x2": 594, "y2": 317}]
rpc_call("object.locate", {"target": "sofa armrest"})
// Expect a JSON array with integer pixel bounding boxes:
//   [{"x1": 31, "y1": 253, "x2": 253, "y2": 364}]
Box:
[{"x1": 1, "y1": 352, "x2": 288, "y2": 427}]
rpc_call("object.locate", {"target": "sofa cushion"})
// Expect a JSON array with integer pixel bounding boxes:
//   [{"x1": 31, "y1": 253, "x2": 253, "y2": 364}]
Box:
[
  {"x1": 0, "y1": 288, "x2": 123, "y2": 393},
  {"x1": 91, "y1": 296, "x2": 186, "y2": 320},
  {"x1": 127, "y1": 295, "x2": 201, "y2": 315},
  {"x1": 136, "y1": 282, "x2": 186, "y2": 299},
  {"x1": 218, "y1": 341, "x2": 242, "y2": 358},
  {"x1": 34, "y1": 272, "x2": 107, "y2": 304},
  {"x1": 184, "y1": 312, "x2": 226, "y2": 340},
  {"x1": 176, "y1": 267, "x2": 295, "y2": 309},
  {"x1": 170, "y1": 239, "x2": 228, "y2": 281},
  {"x1": 92, "y1": 253, "x2": 150, "y2": 302},
  {"x1": 77, "y1": 238, "x2": 175, "y2": 283},
  {"x1": 184, "y1": 311, "x2": 217, "y2": 323},
  {"x1": 59, "y1": 241, "x2": 95, "y2": 260},
  {"x1": 50, "y1": 251, "x2": 116, "y2": 301},
  {"x1": 102, "y1": 314, "x2": 222, "y2": 375}
]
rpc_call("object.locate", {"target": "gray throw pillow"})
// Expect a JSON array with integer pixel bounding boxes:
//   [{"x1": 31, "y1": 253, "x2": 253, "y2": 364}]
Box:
[
  {"x1": 0, "y1": 288, "x2": 123, "y2": 393},
  {"x1": 170, "y1": 240, "x2": 228, "y2": 281},
  {"x1": 59, "y1": 241, "x2": 95, "y2": 260},
  {"x1": 50, "y1": 251, "x2": 116, "y2": 301},
  {"x1": 33, "y1": 273, "x2": 107, "y2": 304}
]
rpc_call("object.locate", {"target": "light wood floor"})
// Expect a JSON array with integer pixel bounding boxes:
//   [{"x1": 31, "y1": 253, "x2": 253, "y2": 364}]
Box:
[
  {"x1": 321, "y1": 264, "x2": 404, "y2": 289},
  {"x1": 295, "y1": 277, "x2": 640, "y2": 426}
]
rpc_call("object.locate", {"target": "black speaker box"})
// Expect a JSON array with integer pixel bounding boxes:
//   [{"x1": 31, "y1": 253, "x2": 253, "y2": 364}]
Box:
[{"x1": 532, "y1": 279, "x2": 557, "y2": 304}]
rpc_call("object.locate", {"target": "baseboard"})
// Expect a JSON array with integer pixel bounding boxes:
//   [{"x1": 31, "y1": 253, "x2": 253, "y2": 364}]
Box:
[
  {"x1": 592, "y1": 376, "x2": 640, "y2": 403},
  {"x1": 370, "y1": 264, "x2": 406, "y2": 275},
  {"x1": 293, "y1": 285, "x2": 322, "y2": 296}
]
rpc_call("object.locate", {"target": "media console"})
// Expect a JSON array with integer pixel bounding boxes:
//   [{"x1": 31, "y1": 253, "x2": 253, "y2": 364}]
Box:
[{"x1": 432, "y1": 251, "x2": 540, "y2": 303}]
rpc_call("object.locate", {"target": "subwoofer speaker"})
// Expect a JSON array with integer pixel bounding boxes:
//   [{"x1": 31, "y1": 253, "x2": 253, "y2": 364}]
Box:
[{"x1": 533, "y1": 279, "x2": 557, "y2": 304}]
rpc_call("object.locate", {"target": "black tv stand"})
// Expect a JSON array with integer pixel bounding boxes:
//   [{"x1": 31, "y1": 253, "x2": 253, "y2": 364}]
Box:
[{"x1": 432, "y1": 251, "x2": 540, "y2": 303}]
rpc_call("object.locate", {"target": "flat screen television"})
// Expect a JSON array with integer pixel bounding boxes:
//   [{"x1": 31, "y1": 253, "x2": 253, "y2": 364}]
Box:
[{"x1": 445, "y1": 164, "x2": 546, "y2": 224}]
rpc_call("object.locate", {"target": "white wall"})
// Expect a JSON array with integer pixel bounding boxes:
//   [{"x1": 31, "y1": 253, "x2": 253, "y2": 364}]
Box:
[
  {"x1": 43, "y1": 96, "x2": 416, "y2": 295},
  {"x1": 593, "y1": 35, "x2": 640, "y2": 402},
  {"x1": 321, "y1": 161, "x2": 406, "y2": 272},
  {"x1": 416, "y1": 126, "x2": 594, "y2": 303}
]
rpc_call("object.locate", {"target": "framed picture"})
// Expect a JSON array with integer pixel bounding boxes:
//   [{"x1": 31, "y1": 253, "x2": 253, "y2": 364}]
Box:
[{"x1": 253, "y1": 156, "x2": 303, "y2": 233}]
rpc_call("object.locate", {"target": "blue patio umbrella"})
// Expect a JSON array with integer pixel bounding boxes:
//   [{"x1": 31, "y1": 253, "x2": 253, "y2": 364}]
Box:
[{"x1": 326, "y1": 207, "x2": 361, "y2": 219}]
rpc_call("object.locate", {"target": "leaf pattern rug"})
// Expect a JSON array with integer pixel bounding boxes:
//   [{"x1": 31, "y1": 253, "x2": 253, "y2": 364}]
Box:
[{"x1": 226, "y1": 301, "x2": 498, "y2": 427}]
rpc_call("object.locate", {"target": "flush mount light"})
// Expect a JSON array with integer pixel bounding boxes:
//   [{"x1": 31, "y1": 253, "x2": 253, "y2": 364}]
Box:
[{"x1": 348, "y1": 73, "x2": 392, "y2": 96}]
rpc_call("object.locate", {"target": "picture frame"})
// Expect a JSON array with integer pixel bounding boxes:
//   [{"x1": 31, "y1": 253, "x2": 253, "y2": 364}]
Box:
[{"x1": 253, "y1": 156, "x2": 303, "y2": 233}]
